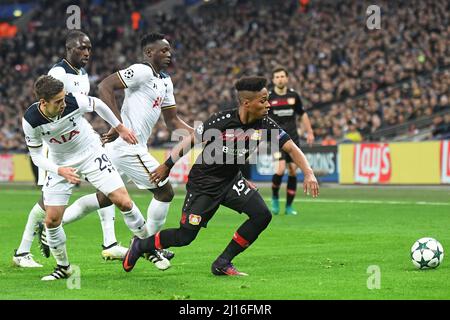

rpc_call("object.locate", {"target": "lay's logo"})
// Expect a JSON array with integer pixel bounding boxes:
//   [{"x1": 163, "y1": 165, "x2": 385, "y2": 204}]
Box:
[
  {"x1": 354, "y1": 143, "x2": 391, "y2": 183},
  {"x1": 441, "y1": 140, "x2": 450, "y2": 184}
]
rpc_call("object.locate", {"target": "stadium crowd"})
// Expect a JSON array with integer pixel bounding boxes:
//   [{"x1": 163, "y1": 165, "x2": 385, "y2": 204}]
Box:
[{"x1": 0, "y1": 0, "x2": 449, "y2": 152}]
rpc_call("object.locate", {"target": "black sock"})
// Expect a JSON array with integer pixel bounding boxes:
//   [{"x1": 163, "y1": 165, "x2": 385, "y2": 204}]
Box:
[
  {"x1": 219, "y1": 196, "x2": 272, "y2": 262},
  {"x1": 138, "y1": 227, "x2": 198, "y2": 253},
  {"x1": 272, "y1": 174, "x2": 283, "y2": 198},
  {"x1": 287, "y1": 176, "x2": 297, "y2": 207},
  {"x1": 219, "y1": 225, "x2": 254, "y2": 262}
]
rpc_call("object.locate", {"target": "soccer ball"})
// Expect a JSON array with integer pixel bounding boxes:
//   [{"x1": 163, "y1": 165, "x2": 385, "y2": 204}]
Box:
[{"x1": 410, "y1": 237, "x2": 444, "y2": 269}]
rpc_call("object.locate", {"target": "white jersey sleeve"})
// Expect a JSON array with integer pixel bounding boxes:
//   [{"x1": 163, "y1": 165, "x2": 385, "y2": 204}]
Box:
[
  {"x1": 72, "y1": 93, "x2": 121, "y2": 127},
  {"x1": 161, "y1": 77, "x2": 176, "y2": 110},
  {"x1": 117, "y1": 64, "x2": 152, "y2": 89},
  {"x1": 22, "y1": 119, "x2": 43, "y2": 148},
  {"x1": 48, "y1": 66, "x2": 66, "y2": 82},
  {"x1": 72, "y1": 92, "x2": 95, "y2": 113},
  {"x1": 22, "y1": 118, "x2": 59, "y2": 174}
]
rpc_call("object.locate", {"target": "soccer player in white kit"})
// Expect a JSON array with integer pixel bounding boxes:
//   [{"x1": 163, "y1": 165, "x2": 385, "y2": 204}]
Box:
[
  {"x1": 13, "y1": 31, "x2": 127, "y2": 268},
  {"x1": 23, "y1": 75, "x2": 153, "y2": 280},
  {"x1": 61, "y1": 33, "x2": 193, "y2": 269}
]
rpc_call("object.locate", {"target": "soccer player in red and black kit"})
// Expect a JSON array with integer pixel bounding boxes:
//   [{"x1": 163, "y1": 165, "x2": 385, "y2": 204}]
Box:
[
  {"x1": 268, "y1": 67, "x2": 314, "y2": 216},
  {"x1": 122, "y1": 76, "x2": 319, "y2": 276}
]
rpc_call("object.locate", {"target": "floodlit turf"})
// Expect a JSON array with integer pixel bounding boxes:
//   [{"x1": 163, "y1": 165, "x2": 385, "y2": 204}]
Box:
[{"x1": 0, "y1": 184, "x2": 449, "y2": 300}]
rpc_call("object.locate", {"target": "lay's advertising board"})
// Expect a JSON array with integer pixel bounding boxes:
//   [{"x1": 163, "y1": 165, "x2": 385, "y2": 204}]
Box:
[{"x1": 339, "y1": 141, "x2": 449, "y2": 184}]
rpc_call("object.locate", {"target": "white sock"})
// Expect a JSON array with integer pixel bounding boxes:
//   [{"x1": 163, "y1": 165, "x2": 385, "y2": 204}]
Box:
[
  {"x1": 121, "y1": 202, "x2": 149, "y2": 239},
  {"x1": 147, "y1": 199, "x2": 170, "y2": 236},
  {"x1": 97, "y1": 205, "x2": 117, "y2": 248},
  {"x1": 46, "y1": 224, "x2": 69, "y2": 267},
  {"x1": 62, "y1": 193, "x2": 100, "y2": 225},
  {"x1": 17, "y1": 203, "x2": 46, "y2": 255}
]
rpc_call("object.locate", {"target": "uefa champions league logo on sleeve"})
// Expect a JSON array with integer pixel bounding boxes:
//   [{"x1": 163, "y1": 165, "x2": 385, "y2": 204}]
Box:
[{"x1": 124, "y1": 69, "x2": 134, "y2": 79}]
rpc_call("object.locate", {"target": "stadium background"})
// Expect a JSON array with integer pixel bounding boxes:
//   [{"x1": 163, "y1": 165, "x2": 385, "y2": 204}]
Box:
[
  {"x1": 0, "y1": 0, "x2": 448, "y2": 185},
  {"x1": 0, "y1": 0, "x2": 449, "y2": 301}
]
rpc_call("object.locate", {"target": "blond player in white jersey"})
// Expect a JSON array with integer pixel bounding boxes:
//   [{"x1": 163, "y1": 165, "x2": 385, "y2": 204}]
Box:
[
  {"x1": 22, "y1": 75, "x2": 155, "y2": 280},
  {"x1": 13, "y1": 31, "x2": 127, "y2": 268},
  {"x1": 59, "y1": 33, "x2": 193, "y2": 270}
]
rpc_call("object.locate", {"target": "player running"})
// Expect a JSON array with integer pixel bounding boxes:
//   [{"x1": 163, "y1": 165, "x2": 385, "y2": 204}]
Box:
[
  {"x1": 23, "y1": 75, "x2": 153, "y2": 280},
  {"x1": 122, "y1": 76, "x2": 319, "y2": 276},
  {"x1": 13, "y1": 31, "x2": 128, "y2": 268}
]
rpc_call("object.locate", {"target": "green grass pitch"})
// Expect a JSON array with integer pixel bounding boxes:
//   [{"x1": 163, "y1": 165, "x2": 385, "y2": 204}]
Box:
[{"x1": 0, "y1": 184, "x2": 449, "y2": 300}]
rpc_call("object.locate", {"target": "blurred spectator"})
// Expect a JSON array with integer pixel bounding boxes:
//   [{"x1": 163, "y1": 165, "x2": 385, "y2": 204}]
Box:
[
  {"x1": 343, "y1": 121, "x2": 363, "y2": 143},
  {"x1": 321, "y1": 134, "x2": 337, "y2": 146},
  {"x1": 0, "y1": 0, "x2": 449, "y2": 151}
]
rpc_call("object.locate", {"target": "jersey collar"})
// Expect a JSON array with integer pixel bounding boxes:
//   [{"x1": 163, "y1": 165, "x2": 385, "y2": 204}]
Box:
[
  {"x1": 63, "y1": 59, "x2": 81, "y2": 74},
  {"x1": 142, "y1": 62, "x2": 161, "y2": 78}
]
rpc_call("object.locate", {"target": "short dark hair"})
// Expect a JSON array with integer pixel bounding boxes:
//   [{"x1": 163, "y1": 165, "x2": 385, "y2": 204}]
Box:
[
  {"x1": 141, "y1": 33, "x2": 166, "y2": 50},
  {"x1": 66, "y1": 30, "x2": 88, "y2": 49},
  {"x1": 272, "y1": 66, "x2": 288, "y2": 77},
  {"x1": 34, "y1": 75, "x2": 64, "y2": 101},
  {"x1": 235, "y1": 76, "x2": 267, "y2": 92}
]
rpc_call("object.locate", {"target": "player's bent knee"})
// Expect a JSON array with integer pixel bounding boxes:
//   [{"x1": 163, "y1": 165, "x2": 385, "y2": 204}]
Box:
[
  {"x1": 254, "y1": 208, "x2": 272, "y2": 229},
  {"x1": 176, "y1": 227, "x2": 198, "y2": 246},
  {"x1": 108, "y1": 188, "x2": 133, "y2": 211},
  {"x1": 45, "y1": 216, "x2": 62, "y2": 228},
  {"x1": 115, "y1": 199, "x2": 133, "y2": 212},
  {"x1": 96, "y1": 191, "x2": 113, "y2": 208}
]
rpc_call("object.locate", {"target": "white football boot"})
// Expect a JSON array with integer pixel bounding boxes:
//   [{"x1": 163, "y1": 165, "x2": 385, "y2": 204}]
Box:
[
  {"x1": 41, "y1": 265, "x2": 73, "y2": 281},
  {"x1": 145, "y1": 250, "x2": 171, "y2": 271},
  {"x1": 12, "y1": 251, "x2": 43, "y2": 268},
  {"x1": 101, "y1": 243, "x2": 128, "y2": 260}
]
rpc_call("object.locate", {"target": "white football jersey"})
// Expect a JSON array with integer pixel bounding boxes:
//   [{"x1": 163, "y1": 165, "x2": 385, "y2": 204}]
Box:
[
  {"x1": 116, "y1": 63, "x2": 176, "y2": 147},
  {"x1": 22, "y1": 93, "x2": 99, "y2": 165},
  {"x1": 48, "y1": 59, "x2": 90, "y2": 95}
]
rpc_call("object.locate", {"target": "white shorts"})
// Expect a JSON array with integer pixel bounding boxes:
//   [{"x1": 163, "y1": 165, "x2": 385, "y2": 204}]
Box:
[
  {"x1": 42, "y1": 143, "x2": 125, "y2": 206},
  {"x1": 37, "y1": 144, "x2": 49, "y2": 186},
  {"x1": 105, "y1": 140, "x2": 168, "y2": 190}
]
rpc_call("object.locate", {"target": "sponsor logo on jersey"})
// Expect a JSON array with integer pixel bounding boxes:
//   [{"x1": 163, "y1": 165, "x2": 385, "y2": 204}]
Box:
[
  {"x1": 48, "y1": 130, "x2": 80, "y2": 144},
  {"x1": 287, "y1": 97, "x2": 296, "y2": 105}
]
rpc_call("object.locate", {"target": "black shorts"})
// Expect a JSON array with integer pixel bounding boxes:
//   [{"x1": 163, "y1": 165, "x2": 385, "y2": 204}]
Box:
[{"x1": 180, "y1": 172, "x2": 258, "y2": 230}]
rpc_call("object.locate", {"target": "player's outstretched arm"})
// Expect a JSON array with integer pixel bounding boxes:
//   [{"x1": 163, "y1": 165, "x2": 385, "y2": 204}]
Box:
[
  {"x1": 162, "y1": 107, "x2": 193, "y2": 134},
  {"x1": 92, "y1": 97, "x2": 138, "y2": 145},
  {"x1": 98, "y1": 73, "x2": 125, "y2": 121},
  {"x1": 149, "y1": 131, "x2": 196, "y2": 184},
  {"x1": 282, "y1": 140, "x2": 319, "y2": 197}
]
